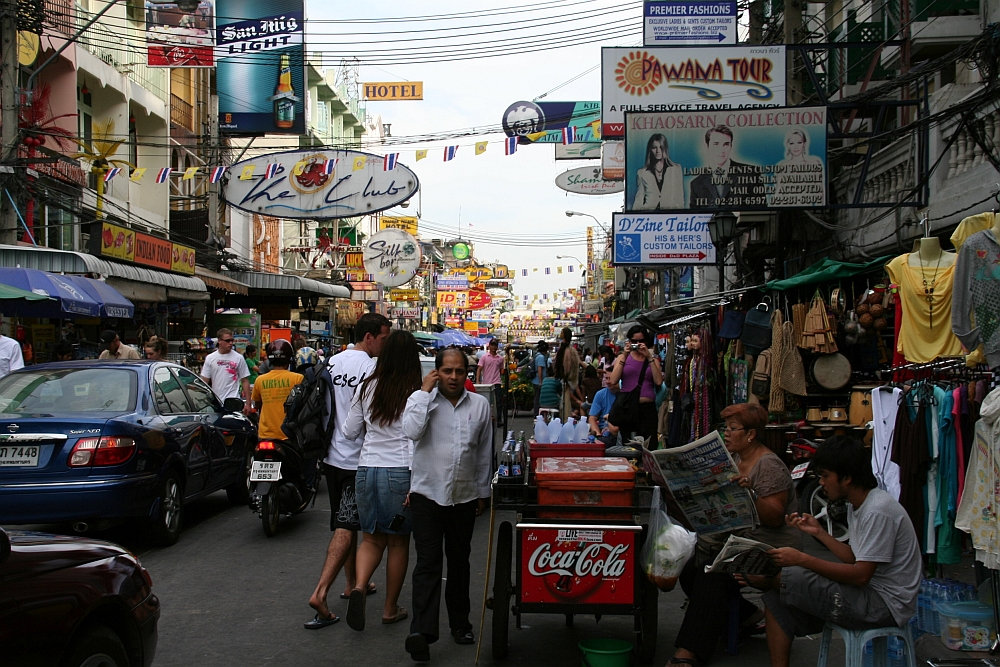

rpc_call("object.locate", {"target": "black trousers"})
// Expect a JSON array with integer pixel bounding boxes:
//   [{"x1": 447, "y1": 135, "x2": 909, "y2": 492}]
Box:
[
  {"x1": 409, "y1": 493, "x2": 477, "y2": 643},
  {"x1": 674, "y1": 553, "x2": 758, "y2": 662}
]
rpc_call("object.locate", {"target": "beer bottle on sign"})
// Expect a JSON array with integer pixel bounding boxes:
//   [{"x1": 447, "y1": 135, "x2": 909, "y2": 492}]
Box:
[{"x1": 273, "y1": 54, "x2": 295, "y2": 129}]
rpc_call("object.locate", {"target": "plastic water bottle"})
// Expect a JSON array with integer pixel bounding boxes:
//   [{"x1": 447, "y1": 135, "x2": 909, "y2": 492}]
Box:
[
  {"x1": 887, "y1": 636, "x2": 904, "y2": 667},
  {"x1": 534, "y1": 416, "x2": 549, "y2": 444},
  {"x1": 575, "y1": 417, "x2": 589, "y2": 443},
  {"x1": 548, "y1": 417, "x2": 563, "y2": 443},
  {"x1": 861, "y1": 640, "x2": 873, "y2": 667},
  {"x1": 558, "y1": 419, "x2": 576, "y2": 443},
  {"x1": 512, "y1": 441, "x2": 523, "y2": 479},
  {"x1": 498, "y1": 440, "x2": 511, "y2": 478},
  {"x1": 917, "y1": 579, "x2": 930, "y2": 634}
]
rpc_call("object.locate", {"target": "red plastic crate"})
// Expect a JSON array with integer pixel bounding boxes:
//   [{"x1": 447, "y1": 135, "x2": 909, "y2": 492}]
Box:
[
  {"x1": 535, "y1": 456, "x2": 636, "y2": 518},
  {"x1": 529, "y1": 442, "x2": 605, "y2": 471}
]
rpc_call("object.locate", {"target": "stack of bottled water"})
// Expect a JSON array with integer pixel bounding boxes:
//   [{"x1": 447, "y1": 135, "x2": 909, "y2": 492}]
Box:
[
  {"x1": 532, "y1": 415, "x2": 591, "y2": 444},
  {"x1": 915, "y1": 577, "x2": 977, "y2": 637}
]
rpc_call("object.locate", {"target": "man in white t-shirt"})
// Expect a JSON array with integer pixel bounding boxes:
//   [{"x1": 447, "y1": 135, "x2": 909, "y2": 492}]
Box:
[
  {"x1": 306, "y1": 312, "x2": 391, "y2": 629},
  {"x1": 199, "y1": 328, "x2": 250, "y2": 409},
  {"x1": 0, "y1": 317, "x2": 24, "y2": 379}
]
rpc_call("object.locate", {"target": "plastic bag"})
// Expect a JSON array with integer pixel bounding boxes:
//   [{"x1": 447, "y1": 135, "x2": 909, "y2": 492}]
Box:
[{"x1": 641, "y1": 486, "x2": 697, "y2": 592}]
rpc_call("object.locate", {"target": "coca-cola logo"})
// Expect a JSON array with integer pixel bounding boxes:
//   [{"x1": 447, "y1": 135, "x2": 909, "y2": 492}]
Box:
[{"x1": 528, "y1": 542, "x2": 629, "y2": 578}]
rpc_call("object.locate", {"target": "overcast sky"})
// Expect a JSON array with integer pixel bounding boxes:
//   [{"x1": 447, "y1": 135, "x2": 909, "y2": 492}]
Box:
[{"x1": 306, "y1": 0, "x2": 645, "y2": 305}]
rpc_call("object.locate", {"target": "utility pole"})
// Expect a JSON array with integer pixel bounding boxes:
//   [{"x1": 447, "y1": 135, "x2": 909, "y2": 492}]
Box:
[
  {"x1": 784, "y1": 0, "x2": 803, "y2": 105},
  {"x1": 1, "y1": 0, "x2": 19, "y2": 244}
]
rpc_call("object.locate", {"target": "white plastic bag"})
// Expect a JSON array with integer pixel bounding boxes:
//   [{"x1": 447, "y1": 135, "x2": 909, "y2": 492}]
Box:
[{"x1": 641, "y1": 486, "x2": 697, "y2": 591}]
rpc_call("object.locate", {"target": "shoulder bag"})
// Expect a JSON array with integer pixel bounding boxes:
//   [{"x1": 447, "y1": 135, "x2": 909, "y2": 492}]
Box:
[{"x1": 608, "y1": 358, "x2": 650, "y2": 428}]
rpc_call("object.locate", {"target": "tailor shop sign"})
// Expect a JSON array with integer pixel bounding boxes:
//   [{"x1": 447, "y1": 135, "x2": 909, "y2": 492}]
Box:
[
  {"x1": 92, "y1": 221, "x2": 196, "y2": 275},
  {"x1": 612, "y1": 212, "x2": 715, "y2": 266},
  {"x1": 222, "y1": 149, "x2": 418, "y2": 219}
]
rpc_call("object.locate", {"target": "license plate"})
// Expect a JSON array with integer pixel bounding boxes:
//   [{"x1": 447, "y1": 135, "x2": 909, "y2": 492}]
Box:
[
  {"x1": 790, "y1": 462, "x2": 810, "y2": 480},
  {"x1": 250, "y1": 460, "x2": 281, "y2": 482},
  {"x1": 0, "y1": 444, "x2": 40, "y2": 467}
]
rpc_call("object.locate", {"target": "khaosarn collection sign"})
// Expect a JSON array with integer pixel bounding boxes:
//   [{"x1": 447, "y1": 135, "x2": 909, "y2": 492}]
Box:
[{"x1": 221, "y1": 149, "x2": 418, "y2": 217}]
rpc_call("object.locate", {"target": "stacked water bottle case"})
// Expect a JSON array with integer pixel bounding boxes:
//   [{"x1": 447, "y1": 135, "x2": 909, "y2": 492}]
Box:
[{"x1": 911, "y1": 577, "x2": 995, "y2": 653}]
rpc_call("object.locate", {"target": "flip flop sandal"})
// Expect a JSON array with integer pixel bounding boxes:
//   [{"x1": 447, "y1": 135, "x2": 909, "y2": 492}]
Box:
[
  {"x1": 303, "y1": 612, "x2": 340, "y2": 630},
  {"x1": 381, "y1": 607, "x2": 408, "y2": 624},
  {"x1": 340, "y1": 583, "x2": 376, "y2": 599}
]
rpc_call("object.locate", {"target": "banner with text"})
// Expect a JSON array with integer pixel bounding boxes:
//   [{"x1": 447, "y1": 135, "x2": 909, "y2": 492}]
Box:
[
  {"x1": 601, "y1": 45, "x2": 785, "y2": 138},
  {"x1": 612, "y1": 212, "x2": 716, "y2": 265},
  {"x1": 624, "y1": 107, "x2": 827, "y2": 210}
]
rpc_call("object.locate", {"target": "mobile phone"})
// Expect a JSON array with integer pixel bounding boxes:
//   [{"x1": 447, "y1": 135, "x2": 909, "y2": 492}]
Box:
[{"x1": 388, "y1": 514, "x2": 405, "y2": 531}]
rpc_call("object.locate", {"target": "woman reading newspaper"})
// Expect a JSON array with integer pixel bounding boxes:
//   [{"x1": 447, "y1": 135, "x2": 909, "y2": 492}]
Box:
[{"x1": 667, "y1": 403, "x2": 801, "y2": 666}]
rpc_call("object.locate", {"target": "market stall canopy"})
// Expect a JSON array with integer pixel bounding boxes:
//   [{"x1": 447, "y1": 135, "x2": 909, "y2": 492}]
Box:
[
  {"x1": 434, "y1": 328, "x2": 476, "y2": 346},
  {"x1": 0, "y1": 282, "x2": 52, "y2": 301},
  {"x1": 412, "y1": 331, "x2": 440, "y2": 346},
  {"x1": 765, "y1": 256, "x2": 893, "y2": 291},
  {"x1": 62, "y1": 275, "x2": 134, "y2": 319},
  {"x1": 0, "y1": 267, "x2": 101, "y2": 317}
]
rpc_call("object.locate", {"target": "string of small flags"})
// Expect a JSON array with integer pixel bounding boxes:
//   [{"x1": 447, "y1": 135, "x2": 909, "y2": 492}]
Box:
[
  {"x1": 98, "y1": 133, "x2": 576, "y2": 183},
  {"x1": 514, "y1": 262, "x2": 586, "y2": 277}
]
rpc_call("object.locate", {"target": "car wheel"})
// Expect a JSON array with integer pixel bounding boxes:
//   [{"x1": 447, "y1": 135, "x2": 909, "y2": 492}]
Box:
[
  {"x1": 226, "y1": 453, "x2": 252, "y2": 506},
  {"x1": 64, "y1": 625, "x2": 128, "y2": 667},
  {"x1": 150, "y1": 471, "x2": 183, "y2": 546}
]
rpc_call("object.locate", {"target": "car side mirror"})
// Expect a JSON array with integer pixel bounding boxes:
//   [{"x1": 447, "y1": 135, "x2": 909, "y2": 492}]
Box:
[
  {"x1": 222, "y1": 397, "x2": 245, "y2": 413},
  {"x1": 0, "y1": 527, "x2": 10, "y2": 563}
]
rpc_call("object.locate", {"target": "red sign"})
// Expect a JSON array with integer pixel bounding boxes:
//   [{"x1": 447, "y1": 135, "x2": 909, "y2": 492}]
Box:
[
  {"x1": 519, "y1": 527, "x2": 635, "y2": 605},
  {"x1": 467, "y1": 289, "x2": 492, "y2": 310},
  {"x1": 133, "y1": 233, "x2": 173, "y2": 270}
]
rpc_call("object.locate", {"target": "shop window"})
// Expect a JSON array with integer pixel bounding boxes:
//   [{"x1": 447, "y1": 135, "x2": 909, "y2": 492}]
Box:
[{"x1": 43, "y1": 205, "x2": 77, "y2": 251}]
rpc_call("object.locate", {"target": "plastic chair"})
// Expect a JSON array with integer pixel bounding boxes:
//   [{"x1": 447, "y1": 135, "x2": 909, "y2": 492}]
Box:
[{"x1": 816, "y1": 622, "x2": 916, "y2": 667}]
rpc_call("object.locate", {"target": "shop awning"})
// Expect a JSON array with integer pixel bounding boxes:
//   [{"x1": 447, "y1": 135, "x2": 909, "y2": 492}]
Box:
[
  {"x1": 62, "y1": 275, "x2": 134, "y2": 319},
  {"x1": 195, "y1": 266, "x2": 249, "y2": 295},
  {"x1": 0, "y1": 245, "x2": 208, "y2": 300},
  {"x1": 765, "y1": 256, "x2": 893, "y2": 291},
  {"x1": 223, "y1": 271, "x2": 350, "y2": 298}
]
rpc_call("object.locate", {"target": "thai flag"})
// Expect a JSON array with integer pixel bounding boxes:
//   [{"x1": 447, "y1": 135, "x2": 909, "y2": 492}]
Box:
[
  {"x1": 544, "y1": 267, "x2": 551, "y2": 275},
  {"x1": 383, "y1": 153, "x2": 399, "y2": 171},
  {"x1": 561, "y1": 126, "x2": 577, "y2": 145},
  {"x1": 568, "y1": 265, "x2": 574, "y2": 273},
  {"x1": 443, "y1": 146, "x2": 457, "y2": 161},
  {"x1": 155, "y1": 167, "x2": 171, "y2": 184},
  {"x1": 264, "y1": 163, "x2": 279, "y2": 179},
  {"x1": 323, "y1": 158, "x2": 338, "y2": 175},
  {"x1": 209, "y1": 166, "x2": 226, "y2": 183},
  {"x1": 521, "y1": 268, "x2": 527, "y2": 277},
  {"x1": 505, "y1": 137, "x2": 517, "y2": 155},
  {"x1": 103, "y1": 167, "x2": 121, "y2": 182}
]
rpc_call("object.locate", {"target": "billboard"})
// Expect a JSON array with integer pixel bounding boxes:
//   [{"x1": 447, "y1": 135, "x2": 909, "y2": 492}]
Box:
[
  {"x1": 643, "y1": 1, "x2": 738, "y2": 46},
  {"x1": 216, "y1": 0, "x2": 305, "y2": 135},
  {"x1": 612, "y1": 212, "x2": 716, "y2": 266},
  {"x1": 221, "y1": 149, "x2": 418, "y2": 218},
  {"x1": 501, "y1": 100, "x2": 601, "y2": 144},
  {"x1": 363, "y1": 82, "x2": 423, "y2": 100},
  {"x1": 555, "y1": 166, "x2": 625, "y2": 195},
  {"x1": 624, "y1": 107, "x2": 827, "y2": 210},
  {"x1": 379, "y1": 215, "x2": 418, "y2": 235},
  {"x1": 146, "y1": 0, "x2": 215, "y2": 67},
  {"x1": 601, "y1": 45, "x2": 786, "y2": 138}
]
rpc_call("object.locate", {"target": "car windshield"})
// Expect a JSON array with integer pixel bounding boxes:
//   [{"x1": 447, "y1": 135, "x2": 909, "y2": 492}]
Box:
[{"x1": 0, "y1": 367, "x2": 138, "y2": 414}]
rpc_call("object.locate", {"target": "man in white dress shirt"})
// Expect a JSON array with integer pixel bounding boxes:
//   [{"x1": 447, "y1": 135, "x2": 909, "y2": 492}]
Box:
[
  {"x1": 401, "y1": 348, "x2": 492, "y2": 663},
  {"x1": 0, "y1": 317, "x2": 23, "y2": 378}
]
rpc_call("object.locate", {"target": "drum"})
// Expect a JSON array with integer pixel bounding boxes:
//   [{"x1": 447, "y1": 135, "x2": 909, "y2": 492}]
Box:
[
  {"x1": 809, "y1": 353, "x2": 852, "y2": 390},
  {"x1": 849, "y1": 385, "x2": 877, "y2": 426},
  {"x1": 828, "y1": 405, "x2": 848, "y2": 423}
]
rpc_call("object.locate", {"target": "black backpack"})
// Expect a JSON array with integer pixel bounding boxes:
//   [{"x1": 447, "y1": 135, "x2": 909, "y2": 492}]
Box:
[{"x1": 281, "y1": 359, "x2": 335, "y2": 458}]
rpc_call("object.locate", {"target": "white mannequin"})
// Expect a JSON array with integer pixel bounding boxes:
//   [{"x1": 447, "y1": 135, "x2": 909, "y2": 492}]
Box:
[{"x1": 908, "y1": 236, "x2": 956, "y2": 267}]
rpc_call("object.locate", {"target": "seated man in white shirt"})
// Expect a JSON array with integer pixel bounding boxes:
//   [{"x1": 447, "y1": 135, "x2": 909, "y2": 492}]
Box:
[{"x1": 401, "y1": 348, "x2": 492, "y2": 663}]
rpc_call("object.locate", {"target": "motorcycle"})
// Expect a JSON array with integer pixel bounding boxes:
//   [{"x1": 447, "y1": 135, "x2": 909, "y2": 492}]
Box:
[
  {"x1": 788, "y1": 438, "x2": 850, "y2": 542},
  {"x1": 248, "y1": 438, "x2": 318, "y2": 537}
]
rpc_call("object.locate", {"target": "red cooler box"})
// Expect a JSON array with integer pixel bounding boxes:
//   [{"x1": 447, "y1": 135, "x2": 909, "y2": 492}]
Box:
[
  {"x1": 529, "y1": 442, "x2": 605, "y2": 472},
  {"x1": 535, "y1": 456, "x2": 636, "y2": 518}
]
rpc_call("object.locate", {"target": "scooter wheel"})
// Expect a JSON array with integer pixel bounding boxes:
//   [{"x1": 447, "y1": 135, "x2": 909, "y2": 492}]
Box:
[{"x1": 261, "y1": 489, "x2": 280, "y2": 537}]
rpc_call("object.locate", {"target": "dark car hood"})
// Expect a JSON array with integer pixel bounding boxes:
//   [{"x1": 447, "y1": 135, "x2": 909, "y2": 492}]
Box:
[{"x1": 0, "y1": 530, "x2": 130, "y2": 581}]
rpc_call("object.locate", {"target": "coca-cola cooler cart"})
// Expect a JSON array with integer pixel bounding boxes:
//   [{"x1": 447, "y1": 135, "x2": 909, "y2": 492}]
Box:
[{"x1": 489, "y1": 453, "x2": 659, "y2": 663}]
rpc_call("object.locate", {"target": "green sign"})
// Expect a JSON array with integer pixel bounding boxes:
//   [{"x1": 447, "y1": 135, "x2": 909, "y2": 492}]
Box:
[{"x1": 452, "y1": 242, "x2": 470, "y2": 260}]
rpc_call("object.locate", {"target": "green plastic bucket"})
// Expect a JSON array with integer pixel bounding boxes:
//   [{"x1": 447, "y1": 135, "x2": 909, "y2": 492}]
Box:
[{"x1": 578, "y1": 638, "x2": 633, "y2": 667}]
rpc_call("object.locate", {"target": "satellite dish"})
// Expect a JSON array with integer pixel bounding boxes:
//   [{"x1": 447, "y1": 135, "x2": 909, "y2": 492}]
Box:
[{"x1": 363, "y1": 228, "x2": 421, "y2": 288}]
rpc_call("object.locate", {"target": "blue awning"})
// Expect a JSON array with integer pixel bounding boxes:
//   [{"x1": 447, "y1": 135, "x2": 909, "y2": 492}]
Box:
[
  {"x1": 63, "y1": 275, "x2": 134, "y2": 319},
  {"x1": 0, "y1": 267, "x2": 101, "y2": 317}
]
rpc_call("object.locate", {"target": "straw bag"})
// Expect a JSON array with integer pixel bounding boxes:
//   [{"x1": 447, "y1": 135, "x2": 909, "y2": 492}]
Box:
[
  {"x1": 778, "y1": 322, "x2": 807, "y2": 396},
  {"x1": 750, "y1": 349, "x2": 772, "y2": 399}
]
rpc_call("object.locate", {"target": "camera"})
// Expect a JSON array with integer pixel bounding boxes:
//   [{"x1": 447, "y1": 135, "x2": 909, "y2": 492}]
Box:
[{"x1": 629, "y1": 343, "x2": 641, "y2": 351}]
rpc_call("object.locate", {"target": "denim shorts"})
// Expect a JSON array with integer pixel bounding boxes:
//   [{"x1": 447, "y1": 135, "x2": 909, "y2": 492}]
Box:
[{"x1": 355, "y1": 466, "x2": 412, "y2": 535}]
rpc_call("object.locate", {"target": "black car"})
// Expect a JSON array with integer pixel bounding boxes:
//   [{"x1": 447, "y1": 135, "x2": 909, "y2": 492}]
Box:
[
  {"x1": 0, "y1": 526, "x2": 159, "y2": 666},
  {"x1": 0, "y1": 360, "x2": 256, "y2": 545}
]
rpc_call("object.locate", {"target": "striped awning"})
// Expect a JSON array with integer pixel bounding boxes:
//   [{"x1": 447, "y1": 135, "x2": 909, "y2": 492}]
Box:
[
  {"x1": 195, "y1": 266, "x2": 249, "y2": 295},
  {"x1": 223, "y1": 270, "x2": 350, "y2": 298}
]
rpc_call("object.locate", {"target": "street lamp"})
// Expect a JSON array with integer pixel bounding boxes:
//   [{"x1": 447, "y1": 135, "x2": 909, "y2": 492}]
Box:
[
  {"x1": 565, "y1": 210, "x2": 609, "y2": 235},
  {"x1": 708, "y1": 212, "x2": 739, "y2": 291}
]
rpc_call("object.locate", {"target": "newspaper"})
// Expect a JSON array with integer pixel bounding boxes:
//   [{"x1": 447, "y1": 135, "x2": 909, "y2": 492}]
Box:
[
  {"x1": 704, "y1": 535, "x2": 779, "y2": 576},
  {"x1": 643, "y1": 431, "x2": 757, "y2": 535}
]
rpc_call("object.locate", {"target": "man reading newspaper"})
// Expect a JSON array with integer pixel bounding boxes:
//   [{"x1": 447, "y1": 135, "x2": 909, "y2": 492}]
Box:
[{"x1": 748, "y1": 436, "x2": 921, "y2": 667}]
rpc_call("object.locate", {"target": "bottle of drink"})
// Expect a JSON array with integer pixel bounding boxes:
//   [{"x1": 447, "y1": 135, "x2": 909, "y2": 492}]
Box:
[
  {"x1": 272, "y1": 53, "x2": 296, "y2": 129},
  {"x1": 498, "y1": 432, "x2": 512, "y2": 478},
  {"x1": 519, "y1": 431, "x2": 531, "y2": 482},
  {"x1": 534, "y1": 415, "x2": 549, "y2": 444},
  {"x1": 512, "y1": 441, "x2": 522, "y2": 479},
  {"x1": 887, "y1": 635, "x2": 904, "y2": 667},
  {"x1": 861, "y1": 640, "x2": 873, "y2": 667}
]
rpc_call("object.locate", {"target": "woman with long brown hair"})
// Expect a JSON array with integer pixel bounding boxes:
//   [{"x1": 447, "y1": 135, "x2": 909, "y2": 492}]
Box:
[{"x1": 342, "y1": 330, "x2": 422, "y2": 631}]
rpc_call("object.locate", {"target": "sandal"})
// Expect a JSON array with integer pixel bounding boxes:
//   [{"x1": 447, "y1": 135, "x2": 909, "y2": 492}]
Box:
[
  {"x1": 303, "y1": 612, "x2": 340, "y2": 630},
  {"x1": 340, "y1": 582, "x2": 377, "y2": 599},
  {"x1": 382, "y1": 606, "x2": 408, "y2": 624}
]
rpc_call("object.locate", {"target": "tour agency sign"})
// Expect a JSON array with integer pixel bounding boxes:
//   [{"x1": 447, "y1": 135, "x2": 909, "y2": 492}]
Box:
[
  {"x1": 612, "y1": 212, "x2": 716, "y2": 266},
  {"x1": 600, "y1": 45, "x2": 785, "y2": 139},
  {"x1": 623, "y1": 106, "x2": 827, "y2": 211},
  {"x1": 222, "y1": 149, "x2": 418, "y2": 218}
]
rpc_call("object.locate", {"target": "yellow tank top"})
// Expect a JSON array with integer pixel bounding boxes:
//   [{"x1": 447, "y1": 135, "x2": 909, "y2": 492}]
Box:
[{"x1": 886, "y1": 254, "x2": 963, "y2": 363}]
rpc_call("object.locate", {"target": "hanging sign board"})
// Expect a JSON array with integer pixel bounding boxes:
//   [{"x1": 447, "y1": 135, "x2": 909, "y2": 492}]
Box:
[
  {"x1": 643, "y1": 1, "x2": 738, "y2": 46},
  {"x1": 363, "y1": 228, "x2": 421, "y2": 288},
  {"x1": 612, "y1": 212, "x2": 716, "y2": 266}
]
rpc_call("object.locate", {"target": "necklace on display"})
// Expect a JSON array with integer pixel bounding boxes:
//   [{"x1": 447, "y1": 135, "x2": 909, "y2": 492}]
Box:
[{"x1": 920, "y1": 253, "x2": 944, "y2": 328}]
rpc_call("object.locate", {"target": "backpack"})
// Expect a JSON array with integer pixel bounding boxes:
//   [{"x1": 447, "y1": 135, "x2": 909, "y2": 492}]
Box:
[
  {"x1": 526, "y1": 352, "x2": 537, "y2": 379},
  {"x1": 281, "y1": 359, "x2": 335, "y2": 458},
  {"x1": 750, "y1": 349, "x2": 772, "y2": 400}
]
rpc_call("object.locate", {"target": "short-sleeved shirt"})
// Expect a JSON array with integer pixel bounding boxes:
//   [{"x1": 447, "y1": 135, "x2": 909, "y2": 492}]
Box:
[
  {"x1": 200, "y1": 349, "x2": 250, "y2": 400},
  {"x1": 0, "y1": 336, "x2": 24, "y2": 378},
  {"x1": 532, "y1": 352, "x2": 547, "y2": 386},
  {"x1": 848, "y1": 487, "x2": 922, "y2": 626},
  {"x1": 251, "y1": 368, "x2": 303, "y2": 440},
  {"x1": 478, "y1": 351, "x2": 503, "y2": 385},
  {"x1": 99, "y1": 345, "x2": 141, "y2": 360},
  {"x1": 589, "y1": 387, "x2": 616, "y2": 432},
  {"x1": 539, "y1": 377, "x2": 561, "y2": 408}
]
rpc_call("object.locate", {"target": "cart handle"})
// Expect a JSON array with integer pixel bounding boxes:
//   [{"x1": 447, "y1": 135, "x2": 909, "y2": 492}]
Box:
[{"x1": 515, "y1": 523, "x2": 644, "y2": 532}]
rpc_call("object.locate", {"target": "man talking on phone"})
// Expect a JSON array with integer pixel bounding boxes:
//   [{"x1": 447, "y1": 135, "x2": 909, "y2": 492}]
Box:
[{"x1": 401, "y1": 348, "x2": 492, "y2": 663}]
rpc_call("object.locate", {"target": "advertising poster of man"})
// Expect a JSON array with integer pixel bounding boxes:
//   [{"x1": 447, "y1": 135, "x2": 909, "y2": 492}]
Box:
[
  {"x1": 146, "y1": 0, "x2": 215, "y2": 67},
  {"x1": 623, "y1": 107, "x2": 827, "y2": 211}
]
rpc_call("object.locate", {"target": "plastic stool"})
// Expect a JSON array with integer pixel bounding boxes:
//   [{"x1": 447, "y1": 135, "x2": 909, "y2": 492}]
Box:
[{"x1": 816, "y1": 622, "x2": 916, "y2": 667}]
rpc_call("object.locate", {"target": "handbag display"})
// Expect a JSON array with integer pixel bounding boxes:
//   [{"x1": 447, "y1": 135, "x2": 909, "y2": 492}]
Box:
[
  {"x1": 740, "y1": 302, "x2": 772, "y2": 355},
  {"x1": 608, "y1": 358, "x2": 650, "y2": 428}
]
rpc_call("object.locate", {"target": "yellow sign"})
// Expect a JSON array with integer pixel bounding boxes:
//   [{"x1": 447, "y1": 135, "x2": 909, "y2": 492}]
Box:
[
  {"x1": 492, "y1": 264, "x2": 510, "y2": 280},
  {"x1": 363, "y1": 82, "x2": 423, "y2": 101},
  {"x1": 602, "y1": 260, "x2": 615, "y2": 281},
  {"x1": 379, "y1": 216, "x2": 418, "y2": 236},
  {"x1": 17, "y1": 31, "x2": 39, "y2": 67},
  {"x1": 436, "y1": 291, "x2": 468, "y2": 308},
  {"x1": 100, "y1": 222, "x2": 135, "y2": 261},
  {"x1": 463, "y1": 321, "x2": 479, "y2": 332},
  {"x1": 389, "y1": 289, "x2": 420, "y2": 302}
]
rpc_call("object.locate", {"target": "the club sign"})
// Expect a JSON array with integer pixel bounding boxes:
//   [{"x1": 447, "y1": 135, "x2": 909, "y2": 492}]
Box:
[{"x1": 222, "y1": 149, "x2": 418, "y2": 219}]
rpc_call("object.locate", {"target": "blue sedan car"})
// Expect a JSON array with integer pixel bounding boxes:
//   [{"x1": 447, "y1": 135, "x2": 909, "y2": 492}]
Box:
[{"x1": 0, "y1": 360, "x2": 256, "y2": 545}]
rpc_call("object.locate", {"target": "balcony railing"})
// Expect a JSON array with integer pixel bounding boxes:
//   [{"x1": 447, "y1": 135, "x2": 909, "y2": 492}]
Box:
[
  {"x1": 171, "y1": 94, "x2": 194, "y2": 131},
  {"x1": 827, "y1": 10, "x2": 893, "y2": 95}
]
